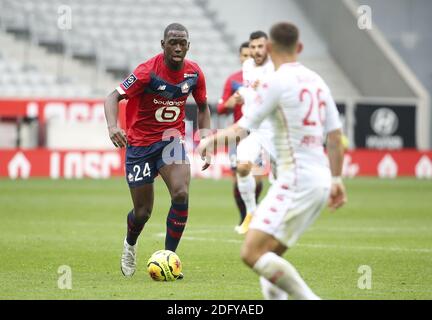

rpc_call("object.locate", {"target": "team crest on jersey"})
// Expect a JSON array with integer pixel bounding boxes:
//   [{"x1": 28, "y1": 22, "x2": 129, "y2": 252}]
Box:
[
  {"x1": 181, "y1": 82, "x2": 190, "y2": 94},
  {"x1": 122, "y1": 74, "x2": 137, "y2": 89}
]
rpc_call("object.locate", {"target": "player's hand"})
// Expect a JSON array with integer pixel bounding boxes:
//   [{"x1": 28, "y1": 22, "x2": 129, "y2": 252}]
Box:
[
  {"x1": 233, "y1": 91, "x2": 244, "y2": 105},
  {"x1": 328, "y1": 179, "x2": 347, "y2": 211},
  {"x1": 108, "y1": 126, "x2": 127, "y2": 148},
  {"x1": 201, "y1": 153, "x2": 211, "y2": 171},
  {"x1": 197, "y1": 138, "x2": 212, "y2": 171},
  {"x1": 252, "y1": 80, "x2": 260, "y2": 90}
]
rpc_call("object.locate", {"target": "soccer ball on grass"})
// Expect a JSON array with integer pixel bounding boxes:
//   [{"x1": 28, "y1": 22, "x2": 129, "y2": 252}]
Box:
[{"x1": 147, "y1": 250, "x2": 182, "y2": 281}]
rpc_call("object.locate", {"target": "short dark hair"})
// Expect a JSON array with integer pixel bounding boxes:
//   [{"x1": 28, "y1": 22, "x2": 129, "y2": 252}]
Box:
[
  {"x1": 249, "y1": 31, "x2": 268, "y2": 41},
  {"x1": 269, "y1": 22, "x2": 299, "y2": 51},
  {"x1": 239, "y1": 41, "x2": 249, "y2": 52},
  {"x1": 164, "y1": 23, "x2": 189, "y2": 39}
]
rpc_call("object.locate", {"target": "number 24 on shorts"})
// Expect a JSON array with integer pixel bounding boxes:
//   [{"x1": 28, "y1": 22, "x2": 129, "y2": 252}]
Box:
[{"x1": 132, "y1": 163, "x2": 151, "y2": 182}]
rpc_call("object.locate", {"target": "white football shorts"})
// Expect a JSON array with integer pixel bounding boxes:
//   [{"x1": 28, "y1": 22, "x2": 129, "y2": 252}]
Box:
[
  {"x1": 236, "y1": 130, "x2": 276, "y2": 164},
  {"x1": 249, "y1": 176, "x2": 330, "y2": 248}
]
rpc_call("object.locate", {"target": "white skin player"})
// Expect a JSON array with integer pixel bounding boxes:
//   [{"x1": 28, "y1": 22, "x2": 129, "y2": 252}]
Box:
[
  {"x1": 198, "y1": 22, "x2": 347, "y2": 300},
  {"x1": 235, "y1": 30, "x2": 276, "y2": 234}
]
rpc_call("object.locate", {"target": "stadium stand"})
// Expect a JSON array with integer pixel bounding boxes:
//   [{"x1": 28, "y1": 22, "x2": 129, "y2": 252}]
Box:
[
  {"x1": 0, "y1": 50, "x2": 95, "y2": 98},
  {"x1": 0, "y1": 0, "x2": 238, "y2": 102}
]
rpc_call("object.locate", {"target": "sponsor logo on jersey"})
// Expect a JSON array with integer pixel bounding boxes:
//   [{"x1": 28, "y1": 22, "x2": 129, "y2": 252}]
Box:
[
  {"x1": 122, "y1": 74, "x2": 137, "y2": 89},
  {"x1": 153, "y1": 99, "x2": 185, "y2": 107},
  {"x1": 157, "y1": 85, "x2": 166, "y2": 91},
  {"x1": 181, "y1": 83, "x2": 190, "y2": 94},
  {"x1": 128, "y1": 173, "x2": 134, "y2": 182},
  {"x1": 184, "y1": 73, "x2": 198, "y2": 78}
]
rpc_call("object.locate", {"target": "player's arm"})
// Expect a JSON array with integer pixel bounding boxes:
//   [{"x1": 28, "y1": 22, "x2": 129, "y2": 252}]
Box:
[
  {"x1": 104, "y1": 89, "x2": 127, "y2": 148},
  {"x1": 198, "y1": 75, "x2": 280, "y2": 158},
  {"x1": 192, "y1": 67, "x2": 213, "y2": 170},
  {"x1": 324, "y1": 88, "x2": 347, "y2": 211},
  {"x1": 197, "y1": 123, "x2": 249, "y2": 157},
  {"x1": 217, "y1": 78, "x2": 235, "y2": 114},
  {"x1": 225, "y1": 91, "x2": 244, "y2": 109},
  {"x1": 326, "y1": 129, "x2": 347, "y2": 211},
  {"x1": 197, "y1": 102, "x2": 212, "y2": 170},
  {"x1": 197, "y1": 102, "x2": 211, "y2": 134},
  {"x1": 104, "y1": 65, "x2": 148, "y2": 148}
]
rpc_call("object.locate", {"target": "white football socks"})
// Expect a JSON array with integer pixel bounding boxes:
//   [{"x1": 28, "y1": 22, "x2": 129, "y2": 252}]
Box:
[
  {"x1": 260, "y1": 276, "x2": 288, "y2": 300},
  {"x1": 253, "y1": 252, "x2": 320, "y2": 300},
  {"x1": 236, "y1": 173, "x2": 257, "y2": 213}
]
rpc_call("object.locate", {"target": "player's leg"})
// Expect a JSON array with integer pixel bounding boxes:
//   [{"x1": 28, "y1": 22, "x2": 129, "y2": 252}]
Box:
[
  {"x1": 158, "y1": 163, "x2": 190, "y2": 252},
  {"x1": 127, "y1": 184, "x2": 155, "y2": 246},
  {"x1": 240, "y1": 181, "x2": 329, "y2": 299},
  {"x1": 241, "y1": 229, "x2": 319, "y2": 300},
  {"x1": 259, "y1": 276, "x2": 288, "y2": 300},
  {"x1": 233, "y1": 176, "x2": 247, "y2": 225},
  {"x1": 121, "y1": 145, "x2": 157, "y2": 277},
  {"x1": 229, "y1": 144, "x2": 247, "y2": 226},
  {"x1": 235, "y1": 134, "x2": 264, "y2": 233},
  {"x1": 236, "y1": 161, "x2": 256, "y2": 213},
  {"x1": 121, "y1": 184, "x2": 155, "y2": 277}
]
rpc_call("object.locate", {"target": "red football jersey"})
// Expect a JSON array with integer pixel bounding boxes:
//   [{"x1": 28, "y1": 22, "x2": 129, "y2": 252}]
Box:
[
  {"x1": 117, "y1": 53, "x2": 207, "y2": 146},
  {"x1": 216, "y1": 70, "x2": 243, "y2": 122}
]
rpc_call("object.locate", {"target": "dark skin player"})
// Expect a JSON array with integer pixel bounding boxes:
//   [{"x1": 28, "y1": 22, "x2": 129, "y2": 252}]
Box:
[{"x1": 104, "y1": 29, "x2": 211, "y2": 227}]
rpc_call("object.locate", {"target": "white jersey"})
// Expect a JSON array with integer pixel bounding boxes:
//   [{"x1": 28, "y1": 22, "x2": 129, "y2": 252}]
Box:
[
  {"x1": 238, "y1": 62, "x2": 342, "y2": 188},
  {"x1": 238, "y1": 57, "x2": 275, "y2": 133}
]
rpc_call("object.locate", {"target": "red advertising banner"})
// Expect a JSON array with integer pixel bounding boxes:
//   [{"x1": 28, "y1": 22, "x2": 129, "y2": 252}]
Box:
[
  {"x1": 1, "y1": 149, "x2": 431, "y2": 179},
  {"x1": 0, "y1": 98, "x2": 126, "y2": 127}
]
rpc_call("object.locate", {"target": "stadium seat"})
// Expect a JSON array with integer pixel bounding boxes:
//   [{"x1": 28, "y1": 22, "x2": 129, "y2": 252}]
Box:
[{"x1": 0, "y1": 0, "x2": 239, "y2": 101}]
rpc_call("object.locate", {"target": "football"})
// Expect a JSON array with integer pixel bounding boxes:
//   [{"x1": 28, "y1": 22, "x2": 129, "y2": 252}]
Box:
[{"x1": 147, "y1": 250, "x2": 182, "y2": 281}]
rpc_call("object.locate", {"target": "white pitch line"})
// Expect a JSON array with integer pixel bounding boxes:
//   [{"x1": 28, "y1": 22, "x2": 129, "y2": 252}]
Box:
[
  {"x1": 183, "y1": 226, "x2": 432, "y2": 234},
  {"x1": 294, "y1": 243, "x2": 432, "y2": 253},
  {"x1": 154, "y1": 233, "x2": 432, "y2": 253}
]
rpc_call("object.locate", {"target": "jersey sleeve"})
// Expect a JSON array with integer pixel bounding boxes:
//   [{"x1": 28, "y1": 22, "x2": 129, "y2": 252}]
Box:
[
  {"x1": 192, "y1": 66, "x2": 207, "y2": 105},
  {"x1": 116, "y1": 63, "x2": 150, "y2": 99},
  {"x1": 216, "y1": 77, "x2": 233, "y2": 114},
  {"x1": 323, "y1": 87, "x2": 342, "y2": 134},
  {"x1": 237, "y1": 74, "x2": 282, "y2": 130}
]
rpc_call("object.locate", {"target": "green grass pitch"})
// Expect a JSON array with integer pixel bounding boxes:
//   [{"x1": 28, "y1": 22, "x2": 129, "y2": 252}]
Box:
[{"x1": 0, "y1": 177, "x2": 431, "y2": 300}]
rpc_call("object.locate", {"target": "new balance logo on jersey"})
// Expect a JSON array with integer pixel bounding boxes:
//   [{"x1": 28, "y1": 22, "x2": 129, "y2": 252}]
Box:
[
  {"x1": 157, "y1": 85, "x2": 166, "y2": 91},
  {"x1": 122, "y1": 74, "x2": 137, "y2": 89},
  {"x1": 184, "y1": 73, "x2": 198, "y2": 78}
]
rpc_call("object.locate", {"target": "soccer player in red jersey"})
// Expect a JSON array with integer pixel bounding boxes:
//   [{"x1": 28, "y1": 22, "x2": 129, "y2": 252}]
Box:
[
  {"x1": 216, "y1": 42, "x2": 264, "y2": 232},
  {"x1": 217, "y1": 42, "x2": 250, "y2": 123},
  {"x1": 104, "y1": 23, "x2": 211, "y2": 278}
]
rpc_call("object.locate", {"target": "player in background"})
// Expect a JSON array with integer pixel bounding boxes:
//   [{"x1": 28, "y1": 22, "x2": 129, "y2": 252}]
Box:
[
  {"x1": 235, "y1": 31, "x2": 276, "y2": 234},
  {"x1": 217, "y1": 41, "x2": 263, "y2": 230},
  {"x1": 104, "y1": 23, "x2": 211, "y2": 278},
  {"x1": 198, "y1": 22, "x2": 347, "y2": 299}
]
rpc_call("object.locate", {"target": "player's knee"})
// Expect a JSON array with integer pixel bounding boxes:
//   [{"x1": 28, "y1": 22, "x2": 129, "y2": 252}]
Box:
[
  {"x1": 171, "y1": 188, "x2": 189, "y2": 203},
  {"x1": 236, "y1": 162, "x2": 252, "y2": 177},
  {"x1": 134, "y1": 206, "x2": 152, "y2": 223},
  {"x1": 240, "y1": 243, "x2": 258, "y2": 268}
]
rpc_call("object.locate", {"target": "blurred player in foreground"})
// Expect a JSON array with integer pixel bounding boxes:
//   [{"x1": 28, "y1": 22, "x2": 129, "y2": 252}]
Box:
[
  {"x1": 198, "y1": 22, "x2": 347, "y2": 299},
  {"x1": 235, "y1": 31, "x2": 276, "y2": 234},
  {"x1": 217, "y1": 41, "x2": 264, "y2": 230},
  {"x1": 104, "y1": 23, "x2": 211, "y2": 278}
]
